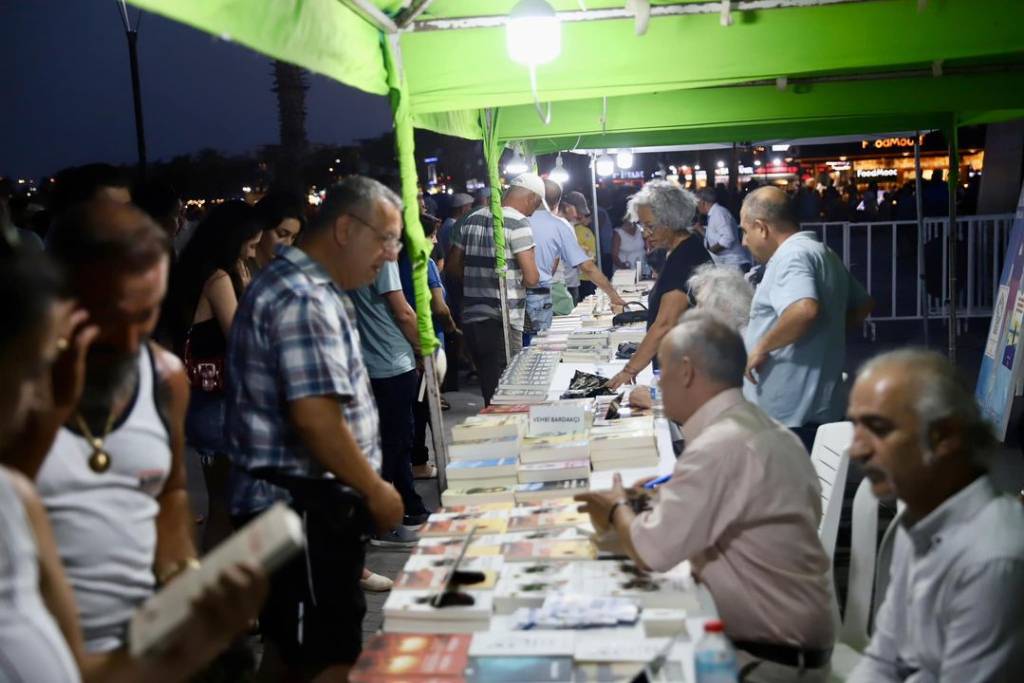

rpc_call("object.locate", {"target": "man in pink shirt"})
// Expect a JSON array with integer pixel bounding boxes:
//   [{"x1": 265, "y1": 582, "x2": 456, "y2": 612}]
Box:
[{"x1": 577, "y1": 311, "x2": 835, "y2": 682}]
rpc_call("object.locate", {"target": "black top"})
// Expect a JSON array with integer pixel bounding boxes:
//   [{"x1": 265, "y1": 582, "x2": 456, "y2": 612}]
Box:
[
  {"x1": 186, "y1": 317, "x2": 226, "y2": 358},
  {"x1": 647, "y1": 234, "x2": 710, "y2": 330}
]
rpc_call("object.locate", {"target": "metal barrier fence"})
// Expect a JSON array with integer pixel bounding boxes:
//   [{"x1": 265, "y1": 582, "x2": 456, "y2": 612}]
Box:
[{"x1": 802, "y1": 214, "x2": 1015, "y2": 330}]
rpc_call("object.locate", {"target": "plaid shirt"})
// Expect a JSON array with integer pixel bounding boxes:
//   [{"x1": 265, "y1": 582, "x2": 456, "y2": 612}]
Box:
[{"x1": 225, "y1": 246, "x2": 382, "y2": 480}]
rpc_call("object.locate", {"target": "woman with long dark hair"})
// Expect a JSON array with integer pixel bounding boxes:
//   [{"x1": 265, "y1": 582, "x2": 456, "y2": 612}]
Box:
[{"x1": 165, "y1": 200, "x2": 264, "y2": 549}]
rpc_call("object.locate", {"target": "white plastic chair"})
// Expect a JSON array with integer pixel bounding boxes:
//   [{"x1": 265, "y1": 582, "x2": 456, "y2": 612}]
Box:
[{"x1": 809, "y1": 422, "x2": 853, "y2": 560}]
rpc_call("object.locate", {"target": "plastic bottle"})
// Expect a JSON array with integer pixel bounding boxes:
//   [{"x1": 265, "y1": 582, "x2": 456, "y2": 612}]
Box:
[
  {"x1": 650, "y1": 370, "x2": 663, "y2": 420},
  {"x1": 694, "y1": 620, "x2": 739, "y2": 683}
]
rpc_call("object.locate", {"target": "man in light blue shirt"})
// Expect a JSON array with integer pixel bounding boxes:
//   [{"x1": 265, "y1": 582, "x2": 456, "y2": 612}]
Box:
[
  {"x1": 739, "y1": 186, "x2": 873, "y2": 451},
  {"x1": 525, "y1": 179, "x2": 625, "y2": 340},
  {"x1": 349, "y1": 258, "x2": 429, "y2": 544},
  {"x1": 696, "y1": 188, "x2": 751, "y2": 270},
  {"x1": 847, "y1": 349, "x2": 1024, "y2": 683}
]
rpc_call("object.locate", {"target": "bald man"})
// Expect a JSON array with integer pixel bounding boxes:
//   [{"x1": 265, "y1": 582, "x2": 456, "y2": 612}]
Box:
[{"x1": 739, "y1": 186, "x2": 873, "y2": 451}]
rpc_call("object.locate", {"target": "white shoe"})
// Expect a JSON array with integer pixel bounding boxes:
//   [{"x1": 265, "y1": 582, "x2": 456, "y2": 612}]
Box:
[{"x1": 360, "y1": 571, "x2": 394, "y2": 592}]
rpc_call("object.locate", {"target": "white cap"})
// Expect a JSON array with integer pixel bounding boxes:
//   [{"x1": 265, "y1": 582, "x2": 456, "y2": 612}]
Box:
[
  {"x1": 450, "y1": 193, "x2": 474, "y2": 208},
  {"x1": 508, "y1": 172, "x2": 549, "y2": 210}
]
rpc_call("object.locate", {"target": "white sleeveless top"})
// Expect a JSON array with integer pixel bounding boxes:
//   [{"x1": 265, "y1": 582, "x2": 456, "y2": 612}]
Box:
[
  {"x1": 615, "y1": 226, "x2": 646, "y2": 267},
  {"x1": 0, "y1": 469, "x2": 80, "y2": 682},
  {"x1": 37, "y1": 344, "x2": 172, "y2": 653}
]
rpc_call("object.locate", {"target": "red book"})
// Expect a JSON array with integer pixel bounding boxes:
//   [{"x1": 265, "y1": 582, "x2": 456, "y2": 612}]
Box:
[
  {"x1": 350, "y1": 633, "x2": 470, "y2": 682},
  {"x1": 478, "y1": 404, "x2": 531, "y2": 414}
]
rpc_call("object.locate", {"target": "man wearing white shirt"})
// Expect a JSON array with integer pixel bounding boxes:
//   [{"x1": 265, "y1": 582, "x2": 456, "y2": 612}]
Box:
[
  {"x1": 696, "y1": 187, "x2": 751, "y2": 271},
  {"x1": 847, "y1": 349, "x2": 1024, "y2": 683}
]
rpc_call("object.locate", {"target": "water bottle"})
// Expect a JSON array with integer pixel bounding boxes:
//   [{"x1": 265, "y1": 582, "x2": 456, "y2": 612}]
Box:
[
  {"x1": 694, "y1": 620, "x2": 739, "y2": 683},
  {"x1": 650, "y1": 370, "x2": 663, "y2": 420}
]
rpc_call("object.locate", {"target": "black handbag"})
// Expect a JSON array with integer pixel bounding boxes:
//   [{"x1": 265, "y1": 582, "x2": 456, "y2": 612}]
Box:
[{"x1": 612, "y1": 301, "x2": 648, "y2": 327}]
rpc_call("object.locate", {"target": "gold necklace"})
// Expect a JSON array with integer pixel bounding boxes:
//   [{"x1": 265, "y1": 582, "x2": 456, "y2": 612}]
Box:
[{"x1": 75, "y1": 410, "x2": 117, "y2": 473}]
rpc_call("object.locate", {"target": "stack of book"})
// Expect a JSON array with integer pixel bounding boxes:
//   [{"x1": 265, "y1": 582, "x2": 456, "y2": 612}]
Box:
[
  {"x1": 589, "y1": 419, "x2": 658, "y2": 471},
  {"x1": 514, "y1": 478, "x2": 590, "y2": 504},
  {"x1": 520, "y1": 433, "x2": 589, "y2": 464},
  {"x1": 612, "y1": 268, "x2": 638, "y2": 287},
  {"x1": 517, "y1": 458, "x2": 590, "y2": 483},
  {"x1": 451, "y1": 414, "x2": 526, "y2": 442},
  {"x1": 440, "y1": 457, "x2": 518, "y2": 509},
  {"x1": 350, "y1": 633, "x2": 471, "y2": 682},
  {"x1": 490, "y1": 349, "x2": 560, "y2": 405},
  {"x1": 562, "y1": 327, "x2": 613, "y2": 363},
  {"x1": 382, "y1": 589, "x2": 494, "y2": 633}
]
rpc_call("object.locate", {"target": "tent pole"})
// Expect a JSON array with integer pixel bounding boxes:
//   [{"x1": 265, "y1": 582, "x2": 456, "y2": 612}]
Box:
[
  {"x1": 590, "y1": 153, "x2": 602, "y2": 272},
  {"x1": 914, "y1": 131, "x2": 928, "y2": 347},
  {"x1": 383, "y1": 35, "x2": 447, "y2": 491},
  {"x1": 947, "y1": 116, "x2": 959, "y2": 362}
]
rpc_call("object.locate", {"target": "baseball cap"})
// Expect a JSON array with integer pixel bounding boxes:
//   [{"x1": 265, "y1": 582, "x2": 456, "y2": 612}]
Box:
[
  {"x1": 508, "y1": 173, "x2": 549, "y2": 211},
  {"x1": 564, "y1": 191, "x2": 591, "y2": 216},
  {"x1": 450, "y1": 193, "x2": 473, "y2": 208}
]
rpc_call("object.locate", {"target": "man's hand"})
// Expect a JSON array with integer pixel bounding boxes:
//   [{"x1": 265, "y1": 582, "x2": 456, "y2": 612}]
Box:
[
  {"x1": 366, "y1": 480, "x2": 404, "y2": 533},
  {"x1": 744, "y1": 345, "x2": 769, "y2": 385},
  {"x1": 606, "y1": 369, "x2": 636, "y2": 391},
  {"x1": 610, "y1": 293, "x2": 627, "y2": 309},
  {"x1": 575, "y1": 473, "x2": 627, "y2": 534},
  {"x1": 628, "y1": 385, "x2": 652, "y2": 409},
  {"x1": 153, "y1": 563, "x2": 268, "y2": 677},
  {"x1": 49, "y1": 303, "x2": 100, "y2": 423}
]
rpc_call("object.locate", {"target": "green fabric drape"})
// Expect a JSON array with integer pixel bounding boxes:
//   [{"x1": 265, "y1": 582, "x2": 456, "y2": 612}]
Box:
[
  {"x1": 482, "y1": 109, "x2": 506, "y2": 272},
  {"x1": 384, "y1": 36, "x2": 438, "y2": 357}
]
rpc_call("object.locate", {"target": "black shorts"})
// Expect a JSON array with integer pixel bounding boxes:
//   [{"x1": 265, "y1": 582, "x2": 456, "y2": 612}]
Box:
[{"x1": 258, "y1": 476, "x2": 371, "y2": 675}]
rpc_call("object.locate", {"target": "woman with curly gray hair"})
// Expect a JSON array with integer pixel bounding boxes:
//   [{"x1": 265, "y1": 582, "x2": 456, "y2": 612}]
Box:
[{"x1": 607, "y1": 180, "x2": 710, "y2": 389}]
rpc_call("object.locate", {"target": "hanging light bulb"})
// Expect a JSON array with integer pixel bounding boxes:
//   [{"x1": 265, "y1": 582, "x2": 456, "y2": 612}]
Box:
[
  {"x1": 596, "y1": 153, "x2": 615, "y2": 177},
  {"x1": 616, "y1": 149, "x2": 634, "y2": 169},
  {"x1": 506, "y1": 0, "x2": 561, "y2": 66},
  {"x1": 549, "y1": 152, "x2": 570, "y2": 184},
  {"x1": 505, "y1": 149, "x2": 530, "y2": 175}
]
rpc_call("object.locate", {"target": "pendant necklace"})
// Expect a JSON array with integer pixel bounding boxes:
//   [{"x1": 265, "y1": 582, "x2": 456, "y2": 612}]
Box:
[{"x1": 75, "y1": 409, "x2": 117, "y2": 473}]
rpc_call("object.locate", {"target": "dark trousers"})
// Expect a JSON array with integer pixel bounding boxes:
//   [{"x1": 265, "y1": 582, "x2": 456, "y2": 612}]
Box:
[
  {"x1": 579, "y1": 281, "x2": 597, "y2": 299},
  {"x1": 790, "y1": 423, "x2": 822, "y2": 454},
  {"x1": 463, "y1": 318, "x2": 516, "y2": 406},
  {"x1": 370, "y1": 369, "x2": 427, "y2": 517},
  {"x1": 442, "y1": 275, "x2": 463, "y2": 392},
  {"x1": 412, "y1": 377, "x2": 431, "y2": 466}
]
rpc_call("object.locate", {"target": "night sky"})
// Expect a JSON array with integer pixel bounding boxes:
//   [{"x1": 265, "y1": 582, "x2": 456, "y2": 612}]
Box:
[{"x1": 1, "y1": 0, "x2": 393, "y2": 180}]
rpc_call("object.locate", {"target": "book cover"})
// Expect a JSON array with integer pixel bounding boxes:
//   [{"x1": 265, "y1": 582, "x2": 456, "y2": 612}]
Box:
[
  {"x1": 479, "y1": 404, "x2": 531, "y2": 414},
  {"x1": 506, "y1": 506, "x2": 590, "y2": 532},
  {"x1": 440, "y1": 484, "x2": 516, "y2": 508},
  {"x1": 502, "y1": 538, "x2": 596, "y2": 562},
  {"x1": 520, "y1": 434, "x2": 590, "y2": 464},
  {"x1": 403, "y1": 554, "x2": 506, "y2": 573},
  {"x1": 413, "y1": 537, "x2": 503, "y2": 558},
  {"x1": 514, "y1": 478, "x2": 590, "y2": 504},
  {"x1": 432, "y1": 502, "x2": 515, "y2": 516},
  {"x1": 350, "y1": 633, "x2": 470, "y2": 682},
  {"x1": 447, "y1": 457, "x2": 519, "y2": 479},
  {"x1": 383, "y1": 590, "x2": 493, "y2": 623},
  {"x1": 464, "y1": 657, "x2": 574, "y2": 683},
  {"x1": 420, "y1": 517, "x2": 508, "y2": 538},
  {"x1": 448, "y1": 434, "x2": 521, "y2": 461},
  {"x1": 451, "y1": 415, "x2": 526, "y2": 442},
  {"x1": 517, "y1": 458, "x2": 591, "y2": 483},
  {"x1": 394, "y1": 567, "x2": 498, "y2": 591},
  {"x1": 468, "y1": 630, "x2": 575, "y2": 658}
]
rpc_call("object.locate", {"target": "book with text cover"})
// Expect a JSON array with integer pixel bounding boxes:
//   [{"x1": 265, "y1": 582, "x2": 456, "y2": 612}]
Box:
[
  {"x1": 350, "y1": 633, "x2": 470, "y2": 682},
  {"x1": 465, "y1": 656, "x2": 574, "y2": 682},
  {"x1": 517, "y1": 458, "x2": 591, "y2": 483},
  {"x1": 514, "y1": 478, "x2": 590, "y2": 504},
  {"x1": 383, "y1": 590, "x2": 493, "y2": 633},
  {"x1": 440, "y1": 484, "x2": 516, "y2": 508},
  {"x1": 502, "y1": 538, "x2": 596, "y2": 563},
  {"x1": 448, "y1": 434, "x2": 521, "y2": 461},
  {"x1": 403, "y1": 553, "x2": 506, "y2": 573},
  {"x1": 420, "y1": 517, "x2": 508, "y2": 537},
  {"x1": 589, "y1": 429, "x2": 657, "y2": 452},
  {"x1": 506, "y1": 505, "x2": 590, "y2": 533},
  {"x1": 451, "y1": 414, "x2": 527, "y2": 442},
  {"x1": 520, "y1": 434, "x2": 590, "y2": 464},
  {"x1": 394, "y1": 566, "x2": 498, "y2": 591},
  {"x1": 432, "y1": 501, "x2": 516, "y2": 516},
  {"x1": 447, "y1": 456, "x2": 519, "y2": 480},
  {"x1": 413, "y1": 537, "x2": 503, "y2": 558}
]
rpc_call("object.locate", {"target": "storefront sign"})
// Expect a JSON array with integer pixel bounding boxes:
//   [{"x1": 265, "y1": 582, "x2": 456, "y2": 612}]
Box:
[
  {"x1": 528, "y1": 402, "x2": 589, "y2": 436},
  {"x1": 860, "y1": 135, "x2": 925, "y2": 150},
  {"x1": 856, "y1": 168, "x2": 898, "y2": 179}
]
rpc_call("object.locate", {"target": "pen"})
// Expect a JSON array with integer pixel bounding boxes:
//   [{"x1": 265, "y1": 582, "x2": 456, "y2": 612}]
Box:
[{"x1": 643, "y1": 474, "x2": 672, "y2": 490}]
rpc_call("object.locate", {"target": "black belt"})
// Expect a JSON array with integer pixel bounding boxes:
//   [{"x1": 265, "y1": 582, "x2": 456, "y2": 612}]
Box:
[
  {"x1": 527, "y1": 287, "x2": 551, "y2": 294},
  {"x1": 733, "y1": 641, "x2": 832, "y2": 670}
]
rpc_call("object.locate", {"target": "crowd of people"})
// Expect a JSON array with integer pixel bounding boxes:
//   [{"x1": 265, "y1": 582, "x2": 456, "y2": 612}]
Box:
[{"x1": 0, "y1": 160, "x2": 1020, "y2": 683}]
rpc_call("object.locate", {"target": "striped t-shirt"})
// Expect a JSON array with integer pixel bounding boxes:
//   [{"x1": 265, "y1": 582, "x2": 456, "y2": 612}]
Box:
[{"x1": 454, "y1": 206, "x2": 536, "y2": 331}]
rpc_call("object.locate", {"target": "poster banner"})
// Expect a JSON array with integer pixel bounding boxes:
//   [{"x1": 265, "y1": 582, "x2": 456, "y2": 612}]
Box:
[{"x1": 977, "y1": 182, "x2": 1024, "y2": 440}]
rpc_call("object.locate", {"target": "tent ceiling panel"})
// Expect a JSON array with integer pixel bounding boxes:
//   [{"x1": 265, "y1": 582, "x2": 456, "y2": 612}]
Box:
[
  {"x1": 496, "y1": 71, "x2": 1024, "y2": 147},
  {"x1": 399, "y1": 0, "x2": 1024, "y2": 115},
  {"x1": 128, "y1": 0, "x2": 389, "y2": 96}
]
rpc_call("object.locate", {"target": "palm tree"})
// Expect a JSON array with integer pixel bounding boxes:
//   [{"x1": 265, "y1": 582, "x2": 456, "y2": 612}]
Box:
[{"x1": 271, "y1": 59, "x2": 309, "y2": 189}]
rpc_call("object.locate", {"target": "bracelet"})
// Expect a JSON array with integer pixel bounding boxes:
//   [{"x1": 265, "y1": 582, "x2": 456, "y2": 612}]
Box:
[
  {"x1": 607, "y1": 499, "x2": 628, "y2": 526},
  {"x1": 157, "y1": 557, "x2": 201, "y2": 585}
]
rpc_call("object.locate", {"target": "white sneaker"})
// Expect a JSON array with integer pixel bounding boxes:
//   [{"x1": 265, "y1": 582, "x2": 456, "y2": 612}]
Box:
[{"x1": 360, "y1": 571, "x2": 394, "y2": 592}]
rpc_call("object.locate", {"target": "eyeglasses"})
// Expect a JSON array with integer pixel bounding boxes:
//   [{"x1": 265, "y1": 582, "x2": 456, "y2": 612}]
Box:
[{"x1": 344, "y1": 213, "x2": 403, "y2": 254}]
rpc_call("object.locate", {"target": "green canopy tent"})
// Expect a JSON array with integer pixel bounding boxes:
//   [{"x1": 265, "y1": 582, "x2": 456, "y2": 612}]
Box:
[{"x1": 127, "y1": 0, "x2": 1024, "y2": 478}]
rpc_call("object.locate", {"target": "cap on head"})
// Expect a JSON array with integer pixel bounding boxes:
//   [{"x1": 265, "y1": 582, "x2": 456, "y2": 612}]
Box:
[
  {"x1": 508, "y1": 173, "x2": 549, "y2": 211},
  {"x1": 564, "y1": 191, "x2": 591, "y2": 217},
  {"x1": 450, "y1": 193, "x2": 474, "y2": 208}
]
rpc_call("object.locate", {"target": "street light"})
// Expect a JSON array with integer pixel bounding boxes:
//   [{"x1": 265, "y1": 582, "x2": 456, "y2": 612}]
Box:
[
  {"x1": 549, "y1": 152, "x2": 570, "y2": 184},
  {"x1": 506, "y1": 0, "x2": 561, "y2": 66}
]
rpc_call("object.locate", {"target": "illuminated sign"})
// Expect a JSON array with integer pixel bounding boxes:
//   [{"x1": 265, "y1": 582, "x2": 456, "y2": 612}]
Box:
[
  {"x1": 826, "y1": 160, "x2": 851, "y2": 171},
  {"x1": 860, "y1": 135, "x2": 925, "y2": 150},
  {"x1": 856, "y1": 168, "x2": 899, "y2": 179}
]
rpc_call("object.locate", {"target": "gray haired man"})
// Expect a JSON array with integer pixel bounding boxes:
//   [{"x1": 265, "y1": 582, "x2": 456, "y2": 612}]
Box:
[
  {"x1": 578, "y1": 311, "x2": 835, "y2": 682},
  {"x1": 847, "y1": 349, "x2": 1024, "y2": 683}
]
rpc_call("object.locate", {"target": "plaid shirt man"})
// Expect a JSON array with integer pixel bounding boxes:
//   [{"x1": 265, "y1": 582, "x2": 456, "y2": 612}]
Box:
[{"x1": 226, "y1": 245, "x2": 381, "y2": 483}]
